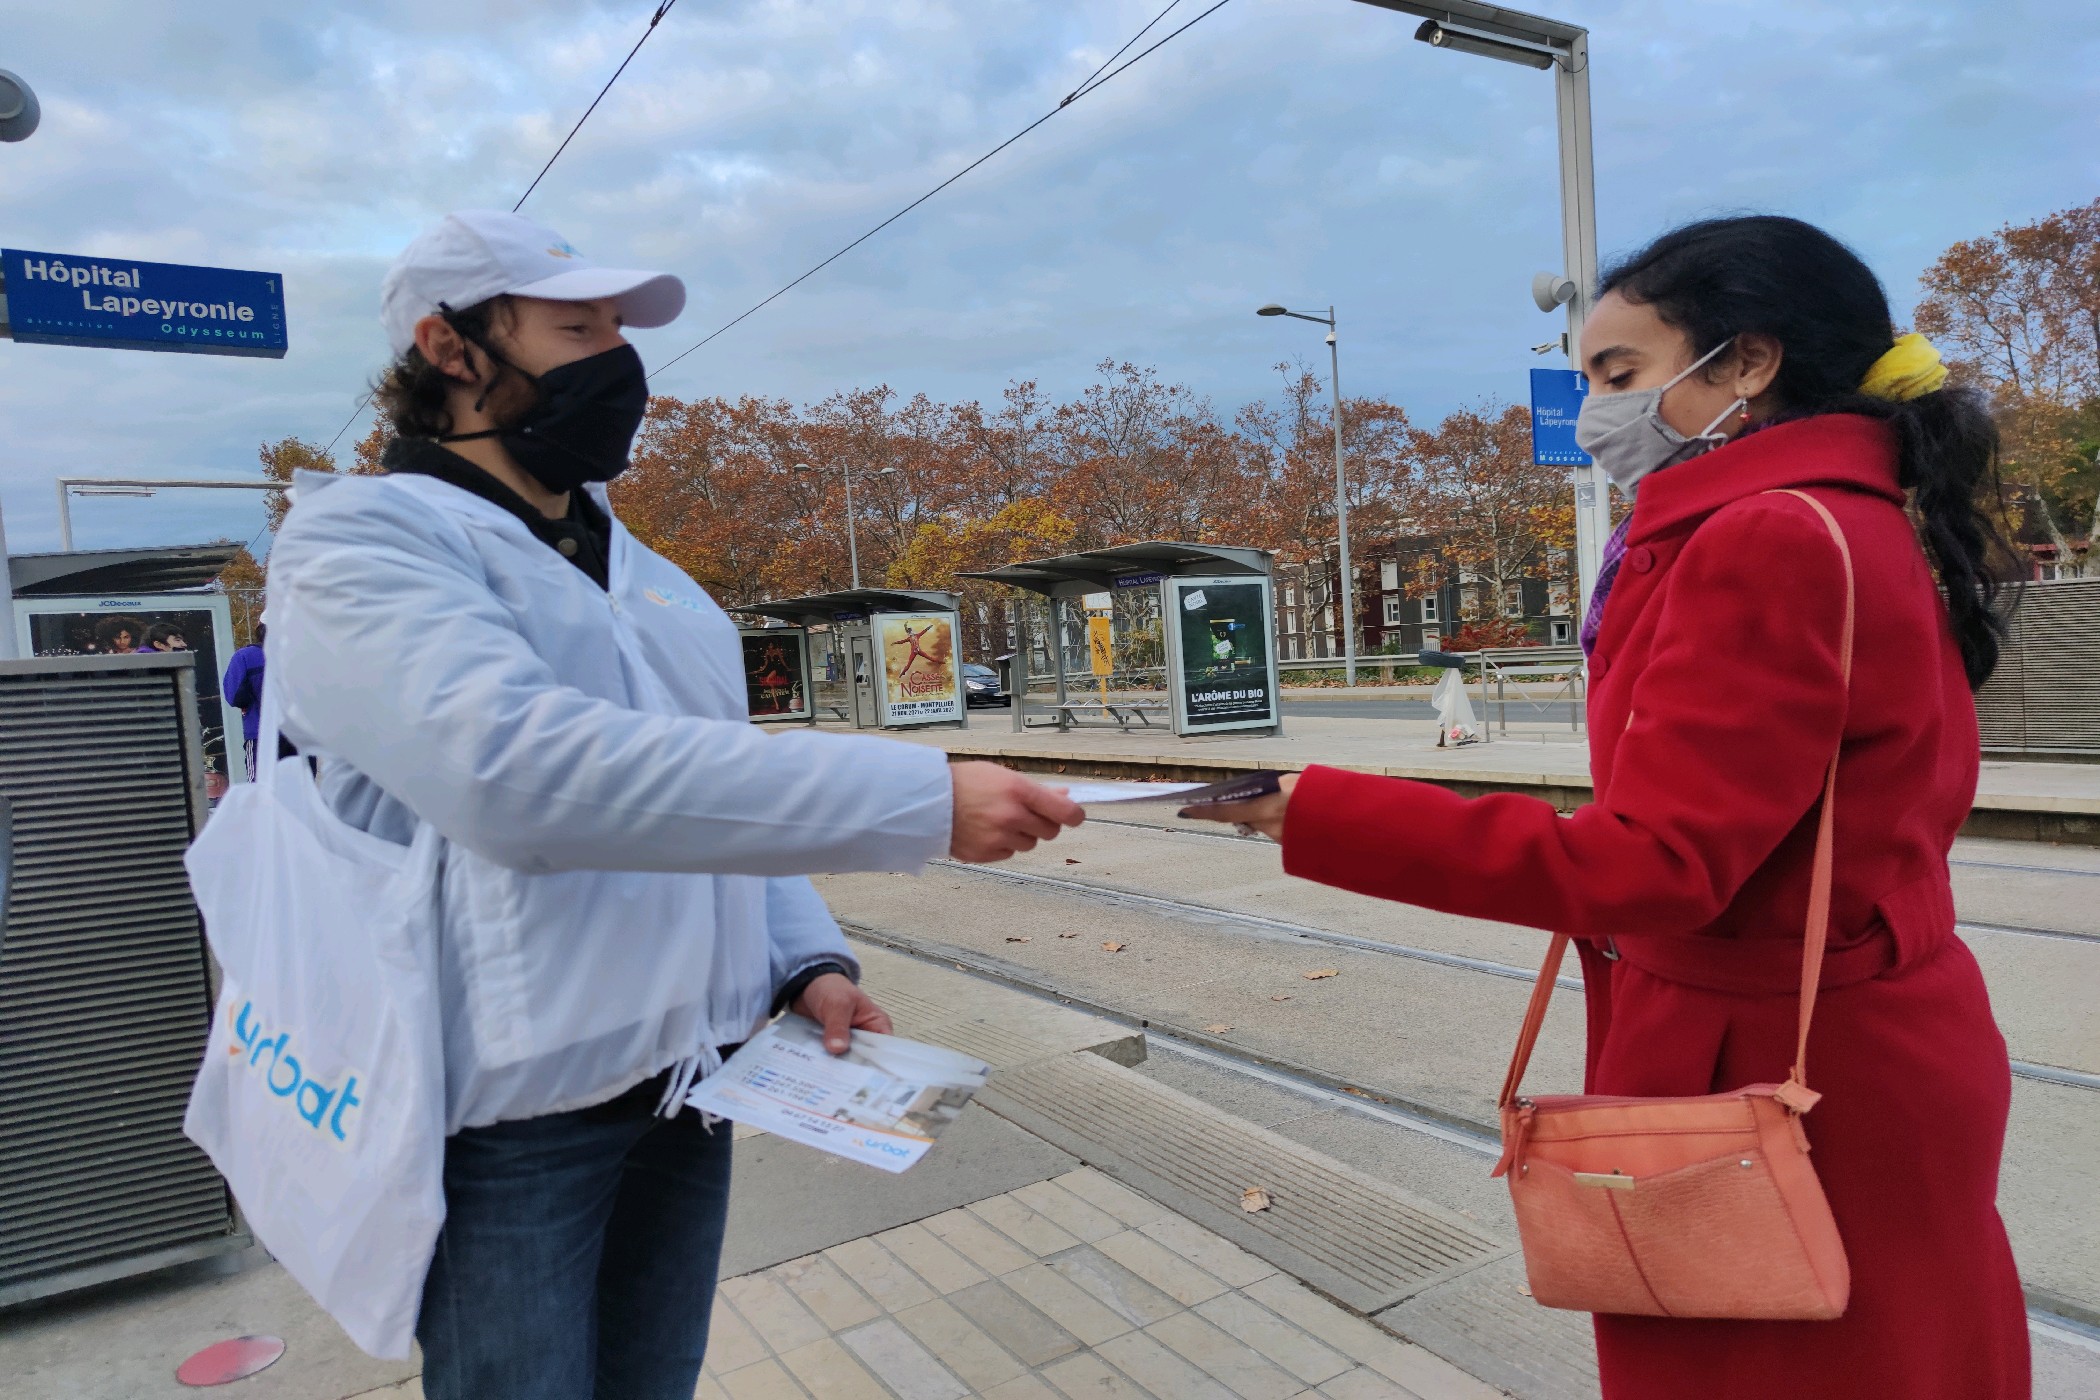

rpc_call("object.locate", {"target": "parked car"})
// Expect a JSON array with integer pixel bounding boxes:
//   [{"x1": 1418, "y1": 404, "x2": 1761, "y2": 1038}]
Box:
[{"x1": 963, "y1": 662, "x2": 1008, "y2": 707}]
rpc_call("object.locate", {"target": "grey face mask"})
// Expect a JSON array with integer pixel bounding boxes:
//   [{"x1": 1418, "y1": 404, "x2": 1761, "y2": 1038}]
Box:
[{"x1": 1574, "y1": 338, "x2": 1745, "y2": 497}]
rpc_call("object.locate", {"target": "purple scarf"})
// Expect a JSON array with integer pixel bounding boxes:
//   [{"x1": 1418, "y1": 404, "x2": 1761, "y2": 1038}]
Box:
[{"x1": 1579, "y1": 518, "x2": 1633, "y2": 656}]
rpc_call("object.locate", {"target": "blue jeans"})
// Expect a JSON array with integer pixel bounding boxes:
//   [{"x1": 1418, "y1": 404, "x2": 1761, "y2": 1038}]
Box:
[{"x1": 417, "y1": 1080, "x2": 735, "y2": 1400}]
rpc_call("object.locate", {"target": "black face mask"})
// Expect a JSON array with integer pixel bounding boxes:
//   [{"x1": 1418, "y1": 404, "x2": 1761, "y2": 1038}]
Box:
[{"x1": 438, "y1": 330, "x2": 649, "y2": 494}]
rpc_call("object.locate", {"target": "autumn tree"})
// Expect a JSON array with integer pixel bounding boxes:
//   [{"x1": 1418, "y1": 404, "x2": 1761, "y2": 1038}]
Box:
[
  {"x1": 1915, "y1": 198, "x2": 2100, "y2": 551},
  {"x1": 1397, "y1": 401, "x2": 1573, "y2": 646}
]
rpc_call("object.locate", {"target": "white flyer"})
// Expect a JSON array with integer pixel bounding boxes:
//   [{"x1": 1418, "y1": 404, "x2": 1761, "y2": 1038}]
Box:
[
  {"x1": 685, "y1": 1016, "x2": 989, "y2": 1173},
  {"x1": 1057, "y1": 780, "x2": 1209, "y2": 805}
]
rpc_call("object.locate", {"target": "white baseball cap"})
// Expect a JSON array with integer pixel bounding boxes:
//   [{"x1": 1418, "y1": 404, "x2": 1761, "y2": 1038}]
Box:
[{"x1": 379, "y1": 209, "x2": 686, "y2": 355}]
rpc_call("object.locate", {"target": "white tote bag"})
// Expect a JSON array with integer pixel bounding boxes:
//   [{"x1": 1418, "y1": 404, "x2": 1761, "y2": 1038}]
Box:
[{"x1": 184, "y1": 673, "x2": 447, "y2": 1359}]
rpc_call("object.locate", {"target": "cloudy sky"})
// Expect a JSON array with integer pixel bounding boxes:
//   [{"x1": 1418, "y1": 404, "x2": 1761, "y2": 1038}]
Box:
[{"x1": 1, "y1": 0, "x2": 2095, "y2": 556}]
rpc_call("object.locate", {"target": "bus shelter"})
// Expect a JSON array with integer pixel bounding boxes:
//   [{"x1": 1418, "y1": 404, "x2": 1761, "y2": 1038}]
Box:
[
  {"x1": 962, "y1": 541, "x2": 1280, "y2": 737},
  {"x1": 736, "y1": 588, "x2": 969, "y2": 731}
]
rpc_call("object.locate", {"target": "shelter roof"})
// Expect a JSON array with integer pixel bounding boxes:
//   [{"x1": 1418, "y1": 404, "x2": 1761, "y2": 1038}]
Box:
[
  {"x1": 734, "y1": 587, "x2": 961, "y2": 626},
  {"x1": 959, "y1": 540, "x2": 1270, "y2": 598},
  {"x1": 8, "y1": 544, "x2": 242, "y2": 597}
]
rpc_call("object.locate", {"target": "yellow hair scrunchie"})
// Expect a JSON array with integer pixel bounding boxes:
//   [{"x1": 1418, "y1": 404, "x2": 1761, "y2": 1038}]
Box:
[{"x1": 1860, "y1": 332, "x2": 1948, "y2": 401}]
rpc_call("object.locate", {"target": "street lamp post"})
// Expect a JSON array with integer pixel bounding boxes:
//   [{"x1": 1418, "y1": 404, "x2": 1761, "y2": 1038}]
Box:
[
  {"x1": 1349, "y1": 1, "x2": 1612, "y2": 620},
  {"x1": 796, "y1": 461, "x2": 897, "y2": 590},
  {"x1": 1257, "y1": 303, "x2": 1356, "y2": 686}
]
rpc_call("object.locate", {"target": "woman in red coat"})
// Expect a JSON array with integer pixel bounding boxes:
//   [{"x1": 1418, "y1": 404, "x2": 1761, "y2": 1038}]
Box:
[{"x1": 1193, "y1": 216, "x2": 2030, "y2": 1398}]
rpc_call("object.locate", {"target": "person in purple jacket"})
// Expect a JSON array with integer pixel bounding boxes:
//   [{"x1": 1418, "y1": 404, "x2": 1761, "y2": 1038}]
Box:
[{"x1": 221, "y1": 624, "x2": 267, "y2": 780}]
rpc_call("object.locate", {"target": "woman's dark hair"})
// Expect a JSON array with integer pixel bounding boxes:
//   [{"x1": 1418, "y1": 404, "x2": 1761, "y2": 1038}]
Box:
[
  {"x1": 371, "y1": 295, "x2": 513, "y2": 439},
  {"x1": 1599, "y1": 215, "x2": 2010, "y2": 689}
]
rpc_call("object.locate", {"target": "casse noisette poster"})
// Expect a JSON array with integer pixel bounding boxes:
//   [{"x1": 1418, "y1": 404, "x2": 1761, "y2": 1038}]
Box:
[{"x1": 877, "y1": 612, "x2": 964, "y2": 725}]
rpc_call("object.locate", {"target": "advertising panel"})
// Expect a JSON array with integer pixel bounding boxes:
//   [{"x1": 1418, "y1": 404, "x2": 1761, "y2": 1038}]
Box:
[
  {"x1": 739, "y1": 628, "x2": 812, "y2": 721},
  {"x1": 1166, "y1": 576, "x2": 1277, "y2": 733},
  {"x1": 876, "y1": 612, "x2": 964, "y2": 726},
  {"x1": 14, "y1": 593, "x2": 238, "y2": 789},
  {"x1": 2, "y1": 247, "x2": 288, "y2": 358}
]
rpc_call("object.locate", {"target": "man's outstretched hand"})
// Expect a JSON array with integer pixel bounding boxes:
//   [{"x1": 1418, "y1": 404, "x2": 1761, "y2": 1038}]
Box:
[
  {"x1": 949, "y1": 761, "x2": 1084, "y2": 863},
  {"x1": 791, "y1": 972, "x2": 893, "y2": 1055}
]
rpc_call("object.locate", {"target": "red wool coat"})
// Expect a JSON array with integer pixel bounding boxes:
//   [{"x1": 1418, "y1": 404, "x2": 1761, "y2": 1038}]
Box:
[{"x1": 1283, "y1": 415, "x2": 2029, "y2": 1399}]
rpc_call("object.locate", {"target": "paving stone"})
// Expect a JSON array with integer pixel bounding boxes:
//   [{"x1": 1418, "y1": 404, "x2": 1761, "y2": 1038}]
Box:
[
  {"x1": 1041, "y1": 1351, "x2": 1156, "y2": 1399},
  {"x1": 1046, "y1": 1244, "x2": 1184, "y2": 1328},
  {"x1": 1011, "y1": 1178, "x2": 1128, "y2": 1242},
  {"x1": 1146, "y1": 1309, "x2": 1305, "y2": 1400},
  {"x1": 1054, "y1": 1168, "x2": 1173, "y2": 1228},
  {"x1": 1243, "y1": 1276, "x2": 1498, "y2": 1400},
  {"x1": 770, "y1": 1253, "x2": 883, "y2": 1332},
  {"x1": 840, "y1": 1317, "x2": 972, "y2": 1400},
  {"x1": 877, "y1": 1219, "x2": 992, "y2": 1294},
  {"x1": 925, "y1": 1205, "x2": 1039, "y2": 1276},
  {"x1": 693, "y1": 1372, "x2": 731, "y2": 1400},
  {"x1": 896, "y1": 1296, "x2": 1030, "y2": 1391},
  {"x1": 1195, "y1": 1292, "x2": 1353, "y2": 1386},
  {"x1": 1004, "y1": 1261, "x2": 1142, "y2": 1346},
  {"x1": 971, "y1": 1193, "x2": 1086, "y2": 1257},
  {"x1": 948, "y1": 1278, "x2": 1087, "y2": 1368},
  {"x1": 983, "y1": 1375, "x2": 1066, "y2": 1400},
  {"x1": 1096, "y1": 1330, "x2": 1239, "y2": 1400},
  {"x1": 719, "y1": 1272, "x2": 830, "y2": 1354},
  {"x1": 706, "y1": 1295, "x2": 773, "y2": 1374},
  {"x1": 827, "y1": 1236, "x2": 938, "y2": 1313},
  {"x1": 1319, "y1": 1367, "x2": 1423, "y2": 1399},
  {"x1": 776, "y1": 1336, "x2": 894, "y2": 1400},
  {"x1": 1140, "y1": 1213, "x2": 1279, "y2": 1288},
  {"x1": 718, "y1": 1358, "x2": 809, "y2": 1400},
  {"x1": 1094, "y1": 1228, "x2": 1232, "y2": 1305}
]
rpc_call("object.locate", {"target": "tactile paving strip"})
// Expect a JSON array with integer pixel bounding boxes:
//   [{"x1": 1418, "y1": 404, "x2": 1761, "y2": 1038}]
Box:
[{"x1": 980, "y1": 1050, "x2": 1509, "y2": 1313}]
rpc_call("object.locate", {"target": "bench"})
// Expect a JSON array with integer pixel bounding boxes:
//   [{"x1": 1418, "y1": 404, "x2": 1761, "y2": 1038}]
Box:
[{"x1": 1042, "y1": 699, "x2": 1171, "y2": 731}]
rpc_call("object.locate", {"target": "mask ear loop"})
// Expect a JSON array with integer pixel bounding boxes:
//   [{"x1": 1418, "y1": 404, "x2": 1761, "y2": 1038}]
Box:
[{"x1": 435, "y1": 301, "x2": 538, "y2": 439}]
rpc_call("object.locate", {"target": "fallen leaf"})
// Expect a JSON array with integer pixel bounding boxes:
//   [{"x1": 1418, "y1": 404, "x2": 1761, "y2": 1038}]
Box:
[
  {"x1": 1005, "y1": 936, "x2": 1032, "y2": 943},
  {"x1": 1241, "y1": 1187, "x2": 1272, "y2": 1213},
  {"x1": 1205, "y1": 1023, "x2": 1233, "y2": 1034},
  {"x1": 1064, "y1": 858, "x2": 1080, "y2": 865},
  {"x1": 1269, "y1": 994, "x2": 1293, "y2": 1002},
  {"x1": 1101, "y1": 941, "x2": 1126, "y2": 953},
  {"x1": 1058, "y1": 933, "x2": 1079, "y2": 939},
  {"x1": 1302, "y1": 968, "x2": 1339, "y2": 981},
  {"x1": 1516, "y1": 1284, "x2": 1533, "y2": 1298}
]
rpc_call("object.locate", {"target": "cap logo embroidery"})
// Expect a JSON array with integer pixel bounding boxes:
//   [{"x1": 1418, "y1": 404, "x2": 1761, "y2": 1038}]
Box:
[{"x1": 546, "y1": 241, "x2": 579, "y2": 259}]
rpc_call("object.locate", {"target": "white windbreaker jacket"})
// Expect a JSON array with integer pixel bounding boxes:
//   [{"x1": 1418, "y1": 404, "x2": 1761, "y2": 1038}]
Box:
[{"x1": 265, "y1": 467, "x2": 954, "y2": 1132}]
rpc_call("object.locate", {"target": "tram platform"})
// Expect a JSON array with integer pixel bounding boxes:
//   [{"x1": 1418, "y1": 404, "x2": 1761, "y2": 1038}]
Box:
[{"x1": 871, "y1": 712, "x2": 2100, "y2": 846}]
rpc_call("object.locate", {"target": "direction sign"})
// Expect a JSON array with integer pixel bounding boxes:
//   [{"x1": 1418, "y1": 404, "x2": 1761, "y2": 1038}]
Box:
[
  {"x1": 1, "y1": 248, "x2": 287, "y2": 358},
  {"x1": 1529, "y1": 367, "x2": 1590, "y2": 466}
]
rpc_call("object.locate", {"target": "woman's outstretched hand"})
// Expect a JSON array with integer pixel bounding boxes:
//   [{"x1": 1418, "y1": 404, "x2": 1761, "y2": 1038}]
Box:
[{"x1": 1179, "y1": 772, "x2": 1299, "y2": 841}]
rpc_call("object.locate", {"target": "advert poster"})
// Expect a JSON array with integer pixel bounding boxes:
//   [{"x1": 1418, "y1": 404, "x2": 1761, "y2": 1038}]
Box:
[
  {"x1": 740, "y1": 629, "x2": 810, "y2": 721},
  {"x1": 1170, "y1": 577, "x2": 1277, "y2": 731},
  {"x1": 877, "y1": 612, "x2": 964, "y2": 726},
  {"x1": 23, "y1": 602, "x2": 234, "y2": 782}
]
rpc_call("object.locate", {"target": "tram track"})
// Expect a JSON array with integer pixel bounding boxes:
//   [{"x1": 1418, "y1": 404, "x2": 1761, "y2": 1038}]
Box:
[{"x1": 926, "y1": 857, "x2": 2100, "y2": 1093}]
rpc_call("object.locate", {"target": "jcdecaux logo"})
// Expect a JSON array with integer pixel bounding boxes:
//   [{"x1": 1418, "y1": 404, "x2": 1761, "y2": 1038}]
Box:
[{"x1": 228, "y1": 1000, "x2": 364, "y2": 1145}]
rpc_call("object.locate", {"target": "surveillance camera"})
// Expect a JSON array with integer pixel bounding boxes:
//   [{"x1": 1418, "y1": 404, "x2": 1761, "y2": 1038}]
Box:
[{"x1": 1531, "y1": 271, "x2": 1578, "y2": 314}]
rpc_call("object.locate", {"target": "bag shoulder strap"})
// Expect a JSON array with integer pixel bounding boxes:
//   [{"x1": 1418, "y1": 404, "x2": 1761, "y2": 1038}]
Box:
[{"x1": 1496, "y1": 489, "x2": 1856, "y2": 1113}]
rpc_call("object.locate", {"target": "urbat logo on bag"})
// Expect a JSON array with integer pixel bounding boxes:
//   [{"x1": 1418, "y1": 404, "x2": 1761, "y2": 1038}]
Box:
[
  {"x1": 229, "y1": 1001, "x2": 364, "y2": 1145},
  {"x1": 643, "y1": 586, "x2": 708, "y2": 615}
]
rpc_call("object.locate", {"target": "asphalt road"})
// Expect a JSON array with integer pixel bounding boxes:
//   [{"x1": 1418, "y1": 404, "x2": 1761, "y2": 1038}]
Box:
[{"x1": 818, "y1": 819, "x2": 2100, "y2": 1358}]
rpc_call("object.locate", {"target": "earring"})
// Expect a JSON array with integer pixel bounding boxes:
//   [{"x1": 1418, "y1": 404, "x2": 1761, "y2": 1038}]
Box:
[{"x1": 1738, "y1": 403, "x2": 1752, "y2": 426}]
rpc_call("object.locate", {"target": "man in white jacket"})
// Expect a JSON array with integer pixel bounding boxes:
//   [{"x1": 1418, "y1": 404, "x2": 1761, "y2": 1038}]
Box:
[{"x1": 266, "y1": 210, "x2": 1082, "y2": 1400}]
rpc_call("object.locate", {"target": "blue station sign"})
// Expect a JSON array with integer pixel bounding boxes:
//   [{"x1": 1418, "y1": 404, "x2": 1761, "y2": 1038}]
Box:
[
  {"x1": 2, "y1": 247, "x2": 287, "y2": 358},
  {"x1": 1528, "y1": 367, "x2": 1591, "y2": 466}
]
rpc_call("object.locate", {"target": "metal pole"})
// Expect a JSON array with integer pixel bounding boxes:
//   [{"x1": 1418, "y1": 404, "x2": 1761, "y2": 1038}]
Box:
[
  {"x1": 1326, "y1": 309, "x2": 1356, "y2": 687},
  {"x1": 843, "y1": 464, "x2": 862, "y2": 590},
  {"x1": 0, "y1": 490, "x2": 16, "y2": 660},
  {"x1": 1555, "y1": 32, "x2": 1610, "y2": 622},
  {"x1": 56, "y1": 481, "x2": 72, "y2": 552}
]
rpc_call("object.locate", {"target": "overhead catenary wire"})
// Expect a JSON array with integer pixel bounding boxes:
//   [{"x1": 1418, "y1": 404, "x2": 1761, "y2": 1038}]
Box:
[
  {"x1": 655, "y1": 0, "x2": 1237, "y2": 376},
  {"x1": 286, "y1": 0, "x2": 684, "y2": 534}
]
